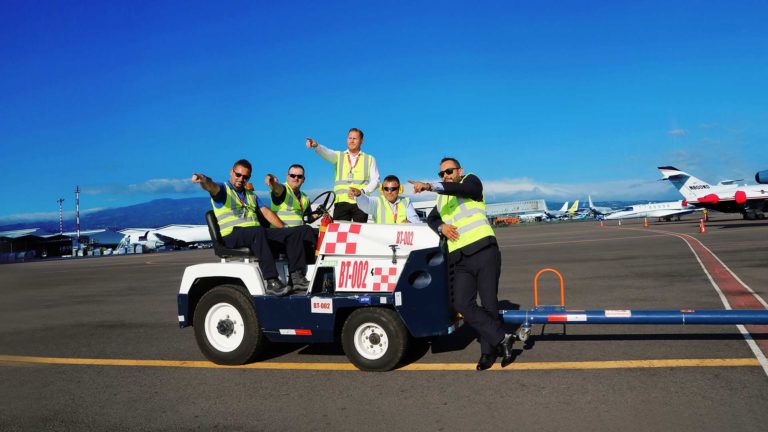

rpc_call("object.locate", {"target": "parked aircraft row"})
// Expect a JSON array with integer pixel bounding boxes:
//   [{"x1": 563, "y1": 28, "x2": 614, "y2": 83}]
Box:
[{"x1": 114, "y1": 167, "x2": 767, "y2": 250}]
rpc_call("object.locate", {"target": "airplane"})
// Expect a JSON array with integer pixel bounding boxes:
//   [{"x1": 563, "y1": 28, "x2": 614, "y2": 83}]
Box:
[
  {"x1": 658, "y1": 166, "x2": 768, "y2": 220},
  {"x1": 117, "y1": 225, "x2": 212, "y2": 251},
  {"x1": 545, "y1": 201, "x2": 579, "y2": 220},
  {"x1": 587, "y1": 196, "x2": 618, "y2": 218},
  {"x1": 517, "y1": 211, "x2": 548, "y2": 222},
  {"x1": 604, "y1": 200, "x2": 700, "y2": 221}
]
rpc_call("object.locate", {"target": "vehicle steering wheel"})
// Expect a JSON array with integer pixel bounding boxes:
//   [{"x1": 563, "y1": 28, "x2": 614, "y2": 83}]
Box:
[{"x1": 305, "y1": 191, "x2": 335, "y2": 224}]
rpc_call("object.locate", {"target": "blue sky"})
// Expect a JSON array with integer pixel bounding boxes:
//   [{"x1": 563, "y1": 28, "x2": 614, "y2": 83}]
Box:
[{"x1": 2, "y1": 0, "x2": 767, "y2": 223}]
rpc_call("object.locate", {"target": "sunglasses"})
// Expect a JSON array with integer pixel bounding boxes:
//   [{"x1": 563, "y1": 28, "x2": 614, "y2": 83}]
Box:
[
  {"x1": 438, "y1": 167, "x2": 459, "y2": 178},
  {"x1": 233, "y1": 172, "x2": 251, "y2": 180},
  {"x1": 382, "y1": 186, "x2": 399, "y2": 192},
  {"x1": 288, "y1": 174, "x2": 305, "y2": 179}
]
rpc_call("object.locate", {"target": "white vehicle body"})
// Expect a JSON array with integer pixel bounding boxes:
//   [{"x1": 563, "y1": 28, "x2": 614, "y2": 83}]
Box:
[{"x1": 179, "y1": 222, "x2": 439, "y2": 298}]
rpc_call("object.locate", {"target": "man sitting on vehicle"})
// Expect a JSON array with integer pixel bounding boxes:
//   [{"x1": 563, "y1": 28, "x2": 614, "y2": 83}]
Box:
[
  {"x1": 349, "y1": 175, "x2": 420, "y2": 224},
  {"x1": 192, "y1": 159, "x2": 314, "y2": 295},
  {"x1": 264, "y1": 164, "x2": 321, "y2": 227}
]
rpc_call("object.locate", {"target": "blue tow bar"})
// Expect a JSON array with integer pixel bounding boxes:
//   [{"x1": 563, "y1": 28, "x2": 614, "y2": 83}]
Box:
[
  {"x1": 506, "y1": 268, "x2": 768, "y2": 342},
  {"x1": 501, "y1": 308, "x2": 768, "y2": 326}
]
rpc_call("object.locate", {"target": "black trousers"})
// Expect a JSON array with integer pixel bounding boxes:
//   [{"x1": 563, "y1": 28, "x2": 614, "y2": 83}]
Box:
[
  {"x1": 224, "y1": 225, "x2": 316, "y2": 280},
  {"x1": 333, "y1": 202, "x2": 369, "y2": 223},
  {"x1": 450, "y1": 244, "x2": 505, "y2": 355}
]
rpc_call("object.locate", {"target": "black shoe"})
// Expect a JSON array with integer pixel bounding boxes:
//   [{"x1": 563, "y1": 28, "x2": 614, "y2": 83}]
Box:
[
  {"x1": 290, "y1": 270, "x2": 310, "y2": 291},
  {"x1": 476, "y1": 354, "x2": 497, "y2": 371},
  {"x1": 498, "y1": 334, "x2": 515, "y2": 367},
  {"x1": 265, "y1": 278, "x2": 291, "y2": 296}
]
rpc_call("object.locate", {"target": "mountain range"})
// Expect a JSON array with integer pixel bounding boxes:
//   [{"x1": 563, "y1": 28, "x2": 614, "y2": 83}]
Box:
[{"x1": 0, "y1": 197, "x2": 654, "y2": 232}]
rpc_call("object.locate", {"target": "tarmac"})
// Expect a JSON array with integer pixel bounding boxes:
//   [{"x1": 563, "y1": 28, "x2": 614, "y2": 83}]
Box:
[{"x1": 1, "y1": 215, "x2": 767, "y2": 431}]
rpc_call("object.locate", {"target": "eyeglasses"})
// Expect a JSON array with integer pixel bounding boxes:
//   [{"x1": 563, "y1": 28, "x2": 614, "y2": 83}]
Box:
[
  {"x1": 288, "y1": 174, "x2": 305, "y2": 179},
  {"x1": 233, "y1": 172, "x2": 251, "y2": 180},
  {"x1": 438, "y1": 167, "x2": 459, "y2": 178},
  {"x1": 382, "y1": 186, "x2": 399, "y2": 192}
]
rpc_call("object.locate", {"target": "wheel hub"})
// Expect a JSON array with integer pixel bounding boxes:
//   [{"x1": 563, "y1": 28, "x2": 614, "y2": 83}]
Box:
[
  {"x1": 354, "y1": 322, "x2": 389, "y2": 360},
  {"x1": 368, "y1": 332, "x2": 381, "y2": 345},
  {"x1": 217, "y1": 318, "x2": 235, "y2": 337}
]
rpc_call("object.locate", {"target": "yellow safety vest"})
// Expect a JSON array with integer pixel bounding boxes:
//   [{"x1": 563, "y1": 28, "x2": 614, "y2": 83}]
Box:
[
  {"x1": 374, "y1": 196, "x2": 409, "y2": 224},
  {"x1": 334, "y1": 151, "x2": 374, "y2": 204},
  {"x1": 270, "y1": 183, "x2": 309, "y2": 227},
  {"x1": 212, "y1": 184, "x2": 260, "y2": 236},
  {"x1": 436, "y1": 174, "x2": 495, "y2": 252}
]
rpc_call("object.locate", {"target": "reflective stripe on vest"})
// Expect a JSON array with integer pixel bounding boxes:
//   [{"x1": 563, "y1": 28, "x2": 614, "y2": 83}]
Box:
[
  {"x1": 270, "y1": 183, "x2": 309, "y2": 227},
  {"x1": 373, "y1": 196, "x2": 409, "y2": 224},
  {"x1": 212, "y1": 184, "x2": 260, "y2": 236},
  {"x1": 334, "y1": 151, "x2": 373, "y2": 204},
  {"x1": 436, "y1": 174, "x2": 495, "y2": 252}
]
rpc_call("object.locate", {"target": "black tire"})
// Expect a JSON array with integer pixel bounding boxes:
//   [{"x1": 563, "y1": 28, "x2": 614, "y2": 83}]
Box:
[
  {"x1": 193, "y1": 284, "x2": 264, "y2": 365},
  {"x1": 341, "y1": 308, "x2": 410, "y2": 372}
]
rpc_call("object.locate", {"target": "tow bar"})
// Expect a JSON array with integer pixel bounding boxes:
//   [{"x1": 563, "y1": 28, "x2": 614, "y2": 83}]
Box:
[{"x1": 502, "y1": 268, "x2": 768, "y2": 343}]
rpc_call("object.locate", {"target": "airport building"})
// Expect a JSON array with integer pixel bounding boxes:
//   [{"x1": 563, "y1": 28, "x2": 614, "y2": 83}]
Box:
[{"x1": 0, "y1": 229, "x2": 125, "y2": 263}]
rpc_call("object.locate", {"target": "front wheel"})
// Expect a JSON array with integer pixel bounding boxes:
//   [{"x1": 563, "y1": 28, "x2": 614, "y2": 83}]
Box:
[
  {"x1": 342, "y1": 308, "x2": 410, "y2": 371},
  {"x1": 193, "y1": 285, "x2": 264, "y2": 365}
]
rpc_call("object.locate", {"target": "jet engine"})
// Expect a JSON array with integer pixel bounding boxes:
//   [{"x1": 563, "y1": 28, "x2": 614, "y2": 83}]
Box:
[{"x1": 756, "y1": 170, "x2": 768, "y2": 184}]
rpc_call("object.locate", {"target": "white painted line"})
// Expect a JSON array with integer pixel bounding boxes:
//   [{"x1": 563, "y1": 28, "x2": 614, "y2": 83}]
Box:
[{"x1": 640, "y1": 228, "x2": 768, "y2": 377}]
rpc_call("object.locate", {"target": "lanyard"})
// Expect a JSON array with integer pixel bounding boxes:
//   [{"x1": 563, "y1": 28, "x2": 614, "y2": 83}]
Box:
[
  {"x1": 346, "y1": 152, "x2": 360, "y2": 177},
  {"x1": 230, "y1": 183, "x2": 250, "y2": 210},
  {"x1": 389, "y1": 200, "x2": 399, "y2": 223}
]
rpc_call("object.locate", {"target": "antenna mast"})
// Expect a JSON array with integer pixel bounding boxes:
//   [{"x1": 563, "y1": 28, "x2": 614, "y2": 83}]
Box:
[
  {"x1": 57, "y1": 198, "x2": 65, "y2": 234},
  {"x1": 75, "y1": 186, "x2": 81, "y2": 241}
]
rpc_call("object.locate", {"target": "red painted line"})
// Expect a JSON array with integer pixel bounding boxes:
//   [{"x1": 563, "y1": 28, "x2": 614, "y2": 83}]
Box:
[
  {"x1": 676, "y1": 233, "x2": 768, "y2": 354},
  {"x1": 640, "y1": 228, "x2": 768, "y2": 369},
  {"x1": 295, "y1": 329, "x2": 312, "y2": 336},
  {"x1": 548, "y1": 315, "x2": 568, "y2": 322}
]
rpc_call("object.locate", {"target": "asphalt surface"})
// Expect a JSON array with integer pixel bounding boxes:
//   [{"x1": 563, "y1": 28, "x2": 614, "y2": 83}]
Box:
[{"x1": 1, "y1": 214, "x2": 767, "y2": 431}]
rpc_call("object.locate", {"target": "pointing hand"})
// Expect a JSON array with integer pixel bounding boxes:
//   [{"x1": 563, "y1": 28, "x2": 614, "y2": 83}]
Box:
[{"x1": 408, "y1": 180, "x2": 433, "y2": 193}]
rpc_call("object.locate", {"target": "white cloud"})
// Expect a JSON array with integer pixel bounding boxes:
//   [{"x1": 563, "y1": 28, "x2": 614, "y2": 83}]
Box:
[
  {"x1": 668, "y1": 129, "x2": 688, "y2": 136},
  {"x1": 480, "y1": 177, "x2": 676, "y2": 201},
  {"x1": 83, "y1": 178, "x2": 198, "y2": 195}
]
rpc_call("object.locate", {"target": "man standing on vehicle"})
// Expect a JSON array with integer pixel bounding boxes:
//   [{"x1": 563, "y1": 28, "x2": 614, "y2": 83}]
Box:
[
  {"x1": 192, "y1": 159, "x2": 312, "y2": 295},
  {"x1": 409, "y1": 157, "x2": 514, "y2": 371},
  {"x1": 264, "y1": 164, "x2": 321, "y2": 227},
  {"x1": 349, "y1": 175, "x2": 420, "y2": 224},
  {"x1": 306, "y1": 128, "x2": 379, "y2": 222}
]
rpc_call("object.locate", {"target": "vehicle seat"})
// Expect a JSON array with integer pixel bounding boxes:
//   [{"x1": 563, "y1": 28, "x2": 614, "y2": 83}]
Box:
[{"x1": 205, "y1": 210, "x2": 256, "y2": 260}]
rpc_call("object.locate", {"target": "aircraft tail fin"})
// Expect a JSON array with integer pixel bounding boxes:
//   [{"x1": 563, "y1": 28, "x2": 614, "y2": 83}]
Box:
[
  {"x1": 567, "y1": 200, "x2": 579, "y2": 214},
  {"x1": 588, "y1": 195, "x2": 595, "y2": 209},
  {"x1": 657, "y1": 166, "x2": 711, "y2": 201}
]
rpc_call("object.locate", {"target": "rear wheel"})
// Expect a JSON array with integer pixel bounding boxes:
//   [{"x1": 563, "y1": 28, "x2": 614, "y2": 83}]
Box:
[
  {"x1": 194, "y1": 285, "x2": 264, "y2": 365},
  {"x1": 342, "y1": 308, "x2": 409, "y2": 371}
]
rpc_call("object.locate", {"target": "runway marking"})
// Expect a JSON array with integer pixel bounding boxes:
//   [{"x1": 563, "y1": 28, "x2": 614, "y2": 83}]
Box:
[
  {"x1": 0, "y1": 355, "x2": 759, "y2": 371},
  {"x1": 632, "y1": 227, "x2": 768, "y2": 376}
]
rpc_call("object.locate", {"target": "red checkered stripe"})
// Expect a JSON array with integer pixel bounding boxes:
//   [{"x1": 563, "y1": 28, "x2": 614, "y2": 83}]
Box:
[
  {"x1": 322, "y1": 223, "x2": 362, "y2": 254},
  {"x1": 371, "y1": 267, "x2": 398, "y2": 292}
]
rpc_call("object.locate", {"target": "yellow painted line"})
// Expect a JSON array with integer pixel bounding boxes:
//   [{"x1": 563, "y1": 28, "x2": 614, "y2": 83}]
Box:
[{"x1": 0, "y1": 355, "x2": 759, "y2": 371}]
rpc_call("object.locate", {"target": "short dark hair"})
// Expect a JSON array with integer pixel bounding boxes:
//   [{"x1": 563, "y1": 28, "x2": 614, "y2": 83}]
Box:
[
  {"x1": 440, "y1": 157, "x2": 461, "y2": 167},
  {"x1": 233, "y1": 159, "x2": 252, "y2": 171},
  {"x1": 382, "y1": 175, "x2": 400, "y2": 185},
  {"x1": 349, "y1": 128, "x2": 364, "y2": 140},
  {"x1": 288, "y1": 164, "x2": 304, "y2": 173}
]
